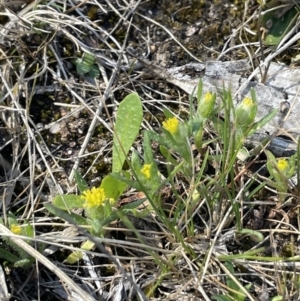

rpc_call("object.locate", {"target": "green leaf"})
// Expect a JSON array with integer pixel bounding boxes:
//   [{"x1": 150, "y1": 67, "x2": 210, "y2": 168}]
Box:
[
  {"x1": 248, "y1": 108, "x2": 278, "y2": 136},
  {"x1": 76, "y1": 53, "x2": 96, "y2": 75},
  {"x1": 66, "y1": 250, "x2": 83, "y2": 264},
  {"x1": 100, "y1": 173, "x2": 128, "y2": 201},
  {"x1": 212, "y1": 116, "x2": 226, "y2": 138},
  {"x1": 237, "y1": 147, "x2": 250, "y2": 161},
  {"x1": 148, "y1": 127, "x2": 176, "y2": 151},
  {"x1": 224, "y1": 261, "x2": 249, "y2": 301},
  {"x1": 262, "y1": 6, "x2": 299, "y2": 45},
  {"x1": 211, "y1": 296, "x2": 233, "y2": 301},
  {"x1": 160, "y1": 146, "x2": 177, "y2": 165},
  {"x1": 131, "y1": 150, "x2": 142, "y2": 173},
  {"x1": 66, "y1": 240, "x2": 95, "y2": 264},
  {"x1": 225, "y1": 261, "x2": 238, "y2": 290},
  {"x1": 44, "y1": 203, "x2": 88, "y2": 225},
  {"x1": 272, "y1": 296, "x2": 283, "y2": 301},
  {"x1": 265, "y1": 150, "x2": 286, "y2": 183},
  {"x1": 194, "y1": 126, "x2": 203, "y2": 151},
  {"x1": 88, "y1": 64, "x2": 100, "y2": 78},
  {"x1": 191, "y1": 120, "x2": 202, "y2": 133},
  {"x1": 76, "y1": 59, "x2": 90, "y2": 74},
  {"x1": 81, "y1": 240, "x2": 95, "y2": 250},
  {"x1": 0, "y1": 248, "x2": 19, "y2": 263},
  {"x1": 143, "y1": 131, "x2": 154, "y2": 163},
  {"x1": 83, "y1": 53, "x2": 95, "y2": 65},
  {"x1": 112, "y1": 93, "x2": 143, "y2": 173},
  {"x1": 218, "y1": 247, "x2": 267, "y2": 261},
  {"x1": 7, "y1": 213, "x2": 18, "y2": 228},
  {"x1": 14, "y1": 259, "x2": 33, "y2": 268},
  {"x1": 52, "y1": 194, "x2": 84, "y2": 211},
  {"x1": 120, "y1": 198, "x2": 147, "y2": 211},
  {"x1": 263, "y1": 178, "x2": 286, "y2": 191},
  {"x1": 110, "y1": 172, "x2": 143, "y2": 191},
  {"x1": 74, "y1": 170, "x2": 88, "y2": 193},
  {"x1": 89, "y1": 218, "x2": 103, "y2": 234},
  {"x1": 197, "y1": 79, "x2": 203, "y2": 104},
  {"x1": 23, "y1": 223, "x2": 34, "y2": 238},
  {"x1": 162, "y1": 108, "x2": 175, "y2": 119}
]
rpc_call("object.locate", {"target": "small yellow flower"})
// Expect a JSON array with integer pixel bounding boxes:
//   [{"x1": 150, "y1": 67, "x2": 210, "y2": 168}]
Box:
[
  {"x1": 10, "y1": 224, "x2": 22, "y2": 235},
  {"x1": 277, "y1": 159, "x2": 288, "y2": 172},
  {"x1": 162, "y1": 117, "x2": 179, "y2": 135},
  {"x1": 141, "y1": 164, "x2": 151, "y2": 179},
  {"x1": 242, "y1": 96, "x2": 254, "y2": 108},
  {"x1": 81, "y1": 187, "x2": 106, "y2": 209}
]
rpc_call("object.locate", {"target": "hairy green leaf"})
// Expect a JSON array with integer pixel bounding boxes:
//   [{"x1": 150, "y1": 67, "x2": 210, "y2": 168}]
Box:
[
  {"x1": 112, "y1": 93, "x2": 143, "y2": 172},
  {"x1": 52, "y1": 194, "x2": 84, "y2": 211}
]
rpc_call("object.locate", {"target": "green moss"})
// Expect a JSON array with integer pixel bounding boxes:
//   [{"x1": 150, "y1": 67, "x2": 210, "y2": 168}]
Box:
[
  {"x1": 86, "y1": 5, "x2": 99, "y2": 20},
  {"x1": 281, "y1": 242, "x2": 296, "y2": 257}
]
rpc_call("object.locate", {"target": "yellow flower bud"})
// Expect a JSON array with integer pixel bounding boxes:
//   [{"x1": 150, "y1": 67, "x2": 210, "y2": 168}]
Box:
[
  {"x1": 198, "y1": 92, "x2": 215, "y2": 118},
  {"x1": 235, "y1": 96, "x2": 257, "y2": 127}
]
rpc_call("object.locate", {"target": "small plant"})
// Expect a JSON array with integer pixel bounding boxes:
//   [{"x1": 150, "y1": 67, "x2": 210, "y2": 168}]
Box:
[
  {"x1": 74, "y1": 52, "x2": 100, "y2": 77},
  {"x1": 266, "y1": 150, "x2": 296, "y2": 201},
  {"x1": 45, "y1": 171, "x2": 130, "y2": 236},
  {"x1": 212, "y1": 261, "x2": 251, "y2": 301},
  {"x1": 142, "y1": 81, "x2": 277, "y2": 231},
  {"x1": 45, "y1": 92, "x2": 144, "y2": 263},
  {"x1": 0, "y1": 213, "x2": 35, "y2": 267}
]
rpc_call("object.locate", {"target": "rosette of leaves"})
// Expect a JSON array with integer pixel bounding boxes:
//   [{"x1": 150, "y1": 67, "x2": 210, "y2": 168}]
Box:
[{"x1": 75, "y1": 53, "x2": 100, "y2": 77}]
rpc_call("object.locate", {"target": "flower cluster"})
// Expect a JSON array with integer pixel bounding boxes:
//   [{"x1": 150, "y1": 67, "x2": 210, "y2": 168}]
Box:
[
  {"x1": 241, "y1": 96, "x2": 253, "y2": 108},
  {"x1": 277, "y1": 158, "x2": 288, "y2": 172},
  {"x1": 10, "y1": 224, "x2": 22, "y2": 235},
  {"x1": 162, "y1": 117, "x2": 179, "y2": 135},
  {"x1": 81, "y1": 187, "x2": 107, "y2": 209},
  {"x1": 81, "y1": 187, "x2": 115, "y2": 220},
  {"x1": 141, "y1": 164, "x2": 152, "y2": 179}
]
